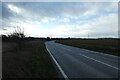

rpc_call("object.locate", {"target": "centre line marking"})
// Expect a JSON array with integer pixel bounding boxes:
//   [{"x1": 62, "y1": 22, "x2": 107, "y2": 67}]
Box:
[{"x1": 79, "y1": 54, "x2": 119, "y2": 70}]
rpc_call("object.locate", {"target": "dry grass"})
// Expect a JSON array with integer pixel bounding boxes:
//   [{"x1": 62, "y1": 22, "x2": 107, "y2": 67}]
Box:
[
  {"x1": 2, "y1": 40, "x2": 58, "y2": 79},
  {"x1": 56, "y1": 39, "x2": 119, "y2": 56}
]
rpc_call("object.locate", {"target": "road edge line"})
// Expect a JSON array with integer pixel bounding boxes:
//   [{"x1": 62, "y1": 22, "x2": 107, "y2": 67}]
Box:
[{"x1": 45, "y1": 44, "x2": 69, "y2": 80}]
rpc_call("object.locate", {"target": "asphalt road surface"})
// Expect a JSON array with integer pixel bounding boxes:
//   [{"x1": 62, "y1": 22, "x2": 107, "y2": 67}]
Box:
[{"x1": 45, "y1": 41, "x2": 119, "y2": 79}]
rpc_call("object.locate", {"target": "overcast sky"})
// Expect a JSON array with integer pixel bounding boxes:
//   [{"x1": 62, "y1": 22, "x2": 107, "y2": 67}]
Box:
[{"x1": 1, "y1": 2, "x2": 118, "y2": 38}]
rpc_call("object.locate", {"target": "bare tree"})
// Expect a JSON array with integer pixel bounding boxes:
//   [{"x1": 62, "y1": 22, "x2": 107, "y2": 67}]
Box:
[{"x1": 10, "y1": 26, "x2": 25, "y2": 50}]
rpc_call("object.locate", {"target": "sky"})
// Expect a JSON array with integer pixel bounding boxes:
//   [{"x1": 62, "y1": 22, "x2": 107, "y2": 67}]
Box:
[{"x1": 1, "y1": 2, "x2": 118, "y2": 38}]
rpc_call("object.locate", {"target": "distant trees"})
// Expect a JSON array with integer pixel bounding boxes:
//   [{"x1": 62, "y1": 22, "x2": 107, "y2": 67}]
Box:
[
  {"x1": 46, "y1": 37, "x2": 51, "y2": 41},
  {"x1": 2, "y1": 35, "x2": 7, "y2": 39}
]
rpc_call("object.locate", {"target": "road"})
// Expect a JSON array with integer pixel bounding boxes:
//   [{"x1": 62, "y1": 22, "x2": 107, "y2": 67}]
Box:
[{"x1": 45, "y1": 41, "x2": 119, "y2": 79}]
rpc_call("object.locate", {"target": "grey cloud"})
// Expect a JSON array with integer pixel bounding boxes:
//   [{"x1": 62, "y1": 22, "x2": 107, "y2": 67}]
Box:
[
  {"x1": 4, "y1": 2, "x2": 88, "y2": 18},
  {"x1": 2, "y1": 2, "x2": 118, "y2": 38},
  {"x1": 2, "y1": 2, "x2": 14, "y2": 18},
  {"x1": 2, "y1": 2, "x2": 117, "y2": 21},
  {"x1": 0, "y1": 2, "x2": 2, "y2": 17}
]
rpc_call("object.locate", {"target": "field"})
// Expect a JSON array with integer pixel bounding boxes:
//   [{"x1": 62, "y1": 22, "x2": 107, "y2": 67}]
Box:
[
  {"x1": 56, "y1": 39, "x2": 119, "y2": 56},
  {"x1": 2, "y1": 40, "x2": 59, "y2": 79}
]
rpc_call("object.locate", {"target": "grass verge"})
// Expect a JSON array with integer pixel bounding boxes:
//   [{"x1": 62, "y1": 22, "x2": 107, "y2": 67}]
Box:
[
  {"x1": 3, "y1": 40, "x2": 58, "y2": 79},
  {"x1": 55, "y1": 39, "x2": 119, "y2": 56}
]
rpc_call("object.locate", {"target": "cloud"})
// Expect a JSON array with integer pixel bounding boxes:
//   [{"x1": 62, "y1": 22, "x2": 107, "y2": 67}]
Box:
[
  {"x1": 63, "y1": 18, "x2": 70, "y2": 22},
  {"x1": 41, "y1": 18, "x2": 49, "y2": 23},
  {"x1": 7, "y1": 4, "x2": 21, "y2": 14},
  {"x1": 1, "y1": 2, "x2": 118, "y2": 38},
  {"x1": 46, "y1": 13, "x2": 118, "y2": 38}
]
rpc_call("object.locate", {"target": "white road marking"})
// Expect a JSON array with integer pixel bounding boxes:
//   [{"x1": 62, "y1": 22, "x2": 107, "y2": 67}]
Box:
[
  {"x1": 45, "y1": 44, "x2": 69, "y2": 80},
  {"x1": 79, "y1": 54, "x2": 120, "y2": 70}
]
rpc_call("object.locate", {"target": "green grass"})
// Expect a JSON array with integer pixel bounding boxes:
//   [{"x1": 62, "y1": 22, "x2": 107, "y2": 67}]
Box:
[
  {"x1": 3, "y1": 40, "x2": 58, "y2": 78},
  {"x1": 56, "y1": 39, "x2": 119, "y2": 56},
  {"x1": 28, "y1": 40, "x2": 58, "y2": 78}
]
